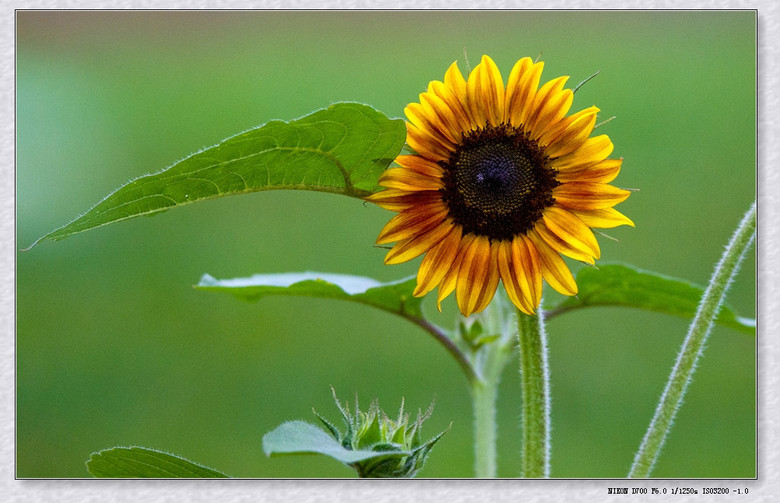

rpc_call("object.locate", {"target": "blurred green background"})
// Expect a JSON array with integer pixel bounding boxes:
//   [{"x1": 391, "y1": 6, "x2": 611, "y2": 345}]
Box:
[{"x1": 16, "y1": 11, "x2": 755, "y2": 478}]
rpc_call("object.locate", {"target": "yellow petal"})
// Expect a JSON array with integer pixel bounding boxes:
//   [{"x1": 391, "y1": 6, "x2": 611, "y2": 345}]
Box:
[
  {"x1": 405, "y1": 101, "x2": 458, "y2": 146},
  {"x1": 533, "y1": 219, "x2": 596, "y2": 264},
  {"x1": 467, "y1": 55, "x2": 505, "y2": 127},
  {"x1": 406, "y1": 122, "x2": 453, "y2": 162},
  {"x1": 541, "y1": 106, "x2": 599, "y2": 158},
  {"x1": 553, "y1": 134, "x2": 613, "y2": 171},
  {"x1": 570, "y1": 207, "x2": 635, "y2": 228},
  {"x1": 542, "y1": 206, "x2": 601, "y2": 259},
  {"x1": 553, "y1": 181, "x2": 631, "y2": 210}
]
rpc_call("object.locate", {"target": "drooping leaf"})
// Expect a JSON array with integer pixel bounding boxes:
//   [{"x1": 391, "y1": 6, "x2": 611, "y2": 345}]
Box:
[
  {"x1": 86, "y1": 446, "x2": 229, "y2": 478},
  {"x1": 545, "y1": 263, "x2": 755, "y2": 335},
  {"x1": 262, "y1": 420, "x2": 410, "y2": 464},
  {"x1": 197, "y1": 272, "x2": 423, "y2": 319},
  {"x1": 27, "y1": 102, "x2": 405, "y2": 249}
]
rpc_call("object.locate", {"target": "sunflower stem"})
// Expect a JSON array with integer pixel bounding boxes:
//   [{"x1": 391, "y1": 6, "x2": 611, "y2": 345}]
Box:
[
  {"x1": 470, "y1": 377, "x2": 498, "y2": 477},
  {"x1": 517, "y1": 308, "x2": 551, "y2": 478},
  {"x1": 628, "y1": 201, "x2": 756, "y2": 478}
]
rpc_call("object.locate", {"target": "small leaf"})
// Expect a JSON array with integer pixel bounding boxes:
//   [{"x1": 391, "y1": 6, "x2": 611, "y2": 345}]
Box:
[
  {"x1": 262, "y1": 420, "x2": 409, "y2": 464},
  {"x1": 86, "y1": 446, "x2": 229, "y2": 478},
  {"x1": 26, "y1": 102, "x2": 405, "y2": 249},
  {"x1": 197, "y1": 272, "x2": 423, "y2": 319},
  {"x1": 545, "y1": 263, "x2": 755, "y2": 335}
]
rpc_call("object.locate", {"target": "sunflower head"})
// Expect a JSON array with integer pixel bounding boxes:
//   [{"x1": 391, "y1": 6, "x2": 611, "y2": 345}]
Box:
[{"x1": 368, "y1": 55, "x2": 633, "y2": 317}]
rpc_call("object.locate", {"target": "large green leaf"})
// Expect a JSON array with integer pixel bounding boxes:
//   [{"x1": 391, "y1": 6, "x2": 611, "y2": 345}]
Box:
[
  {"x1": 27, "y1": 102, "x2": 405, "y2": 249},
  {"x1": 197, "y1": 272, "x2": 423, "y2": 319},
  {"x1": 262, "y1": 420, "x2": 410, "y2": 464},
  {"x1": 545, "y1": 263, "x2": 755, "y2": 335},
  {"x1": 86, "y1": 446, "x2": 229, "y2": 478}
]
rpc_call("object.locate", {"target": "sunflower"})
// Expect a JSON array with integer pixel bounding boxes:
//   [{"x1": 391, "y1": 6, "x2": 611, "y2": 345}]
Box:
[{"x1": 368, "y1": 55, "x2": 633, "y2": 316}]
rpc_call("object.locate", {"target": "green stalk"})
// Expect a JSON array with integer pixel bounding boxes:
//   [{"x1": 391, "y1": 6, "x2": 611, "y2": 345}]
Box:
[
  {"x1": 628, "y1": 202, "x2": 756, "y2": 478},
  {"x1": 517, "y1": 309, "x2": 551, "y2": 478},
  {"x1": 470, "y1": 378, "x2": 498, "y2": 478}
]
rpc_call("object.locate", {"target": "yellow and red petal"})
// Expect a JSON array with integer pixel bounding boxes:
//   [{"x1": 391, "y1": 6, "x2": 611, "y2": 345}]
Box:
[
  {"x1": 467, "y1": 55, "x2": 505, "y2": 127},
  {"x1": 376, "y1": 202, "x2": 448, "y2": 245},
  {"x1": 455, "y1": 235, "x2": 500, "y2": 316},
  {"x1": 553, "y1": 181, "x2": 631, "y2": 210},
  {"x1": 414, "y1": 223, "x2": 462, "y2": 297},
  {"x1": 542, "y1": 206, "x2": 600, "y2": 260},
  {"x1": 554, "y1": 158, "x2": 622, "y2": 183},
  {"x1": 528, "y1": 229, "x2": 578, "y2": 295},
  {"x1": 377, "y1": 167, "x2": 442, "y2": 191},
  {"x1": 552, "y1": 134, "x2": 614, "y2": 172},
  {"x1": 541, "y1": 106, "x2": 599, "y2": 158},
  {"x1": 526, "y1": 76, "x2": 573, "y2": 141},
  {"x1": 366, "y1": 189, "x2": 441, "y2": 212},
  {"x1": 384, "y1": 219, "x2": 454, "y2": 265},
  {"x1": 506, "y1": 58, "x2": 544, "y2": 127}
]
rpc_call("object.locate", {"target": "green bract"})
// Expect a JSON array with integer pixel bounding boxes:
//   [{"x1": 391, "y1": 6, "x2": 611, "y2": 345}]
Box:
[{"x1": 263, "y1": 390, "x2": 448, "y2": 478}]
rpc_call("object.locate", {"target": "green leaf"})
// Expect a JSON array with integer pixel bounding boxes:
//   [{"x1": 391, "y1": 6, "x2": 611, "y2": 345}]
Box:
[
  {"x1": 86, "y1": 446, "x2": 229, "y2": 478},
  {"x1": 197, "y1": 272, "x2": 423, "y2": 319},
  {"x1": 545, "y1": 263, "x2": 755, "y2": 335},
  {"x1": 262, "y1": 420, "x2": 410, "y2": 464},
  {"x1": 26, "y1": 102, "x2": 405, "y2": 249}
]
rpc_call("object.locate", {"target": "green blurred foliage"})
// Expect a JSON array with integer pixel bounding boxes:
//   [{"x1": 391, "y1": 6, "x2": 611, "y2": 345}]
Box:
[{"x1": 16, "y1": 11, "x2": 755, "y2": 478}]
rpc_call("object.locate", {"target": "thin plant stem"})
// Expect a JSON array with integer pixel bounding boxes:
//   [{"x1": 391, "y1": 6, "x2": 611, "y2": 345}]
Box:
[
  {"x1": 628, "y1": 201, "x2": 756, "y2": 478},
  {"x1": 517, "y1": 308, "x2": 551, "y2": 478}
]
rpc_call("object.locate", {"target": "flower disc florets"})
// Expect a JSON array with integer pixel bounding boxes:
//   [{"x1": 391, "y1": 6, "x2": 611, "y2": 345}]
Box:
[{"x1": 440, "y1": 123, "x2": 559, "y2": 242}]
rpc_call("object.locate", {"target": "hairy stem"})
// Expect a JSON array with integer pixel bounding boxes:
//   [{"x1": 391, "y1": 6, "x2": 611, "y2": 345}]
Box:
[
  {"x1": 517, "y1": 309, "x2": 551, "y2": 478},
  {"x1": 628, "y1": 202, "x2": 756, "y2": 478}
]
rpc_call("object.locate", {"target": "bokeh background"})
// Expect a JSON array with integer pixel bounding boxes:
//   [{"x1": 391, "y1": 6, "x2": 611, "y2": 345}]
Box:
[{"x1": 16, "y1": 11, "x2": 756, "y2": 478}]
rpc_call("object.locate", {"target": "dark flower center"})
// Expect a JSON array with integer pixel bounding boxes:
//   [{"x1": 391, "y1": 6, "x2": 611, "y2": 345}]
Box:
[{"x1": 439, "y1": 123, "x2": 559, "y2": 241}]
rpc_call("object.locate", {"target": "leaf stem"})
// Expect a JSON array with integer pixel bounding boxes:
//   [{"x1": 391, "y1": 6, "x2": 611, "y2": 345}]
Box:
[
  {"x1": 628, "y1": 201, "x2": 756, "y2": 478},
  {"x1": 517, "y1": 308, "x2": 551, "y2": 478},
  {"x1": 406, "y1": 315, "x2": 478, "y2": 384}
]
